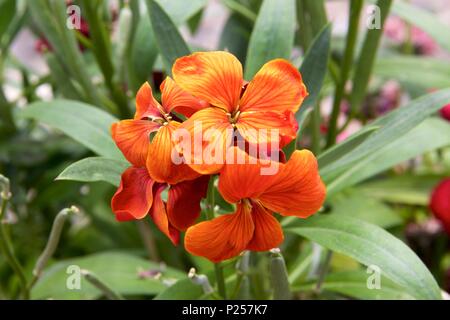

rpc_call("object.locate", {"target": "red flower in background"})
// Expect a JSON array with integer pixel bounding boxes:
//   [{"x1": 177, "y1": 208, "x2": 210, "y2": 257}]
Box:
[
  {"x1": 429, "y1": 178, "x2": 450, "y2": 235},
  {"x1": 440, "y1": 103, "x2": 450, "y2": 122}
]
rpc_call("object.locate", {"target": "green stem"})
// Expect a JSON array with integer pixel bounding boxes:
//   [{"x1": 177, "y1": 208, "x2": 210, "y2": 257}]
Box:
[
  {"x1": 0, "y1": 194, "x2": 28, "y2": 299},
  {"x1": 205, "y1": 177, "x2": 227, "y2": 299},
  {"x1": 326, "y1": 0, "x2": 363, "y2": 148},
  {"x1": 82, "y1": 270, "x2": 124, "y2": 300}
]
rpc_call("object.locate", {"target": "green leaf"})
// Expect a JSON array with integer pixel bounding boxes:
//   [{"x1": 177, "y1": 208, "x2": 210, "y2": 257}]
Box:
[
  {"x1": 0, "y1": 0, "x2": 15, "y2": 43},
  {"x1": 374, "y1": 56, "x2": 450, "y2": 89},
  {"x1": 219, "y1": 13, "x2": 252, "y2": 64},
  {"x1": 56, "y1": 157, "x2": 129, "y2": 187},
  {"x1": 146, "y1": 0, "x2": 190, "y2": 73},
  {"x1": 20, "y1": 99, "x2": 123, "y2": 159},
  {"x1": 31, "y1": 251, "x2": 185, "y2": 299},
  {"x1": 156, "y1": 0, "x2": 207, "y2": 22},
  {"x1": 298, "y1": 23, "x2": 331, "y2": 114},
  {"x1": 391, "y1": 0, "x2": 450, "y2": 52},
  {"x1": 293, "y1": 271, "x2": 415, "y2": 300},
  {"x1": 286, "y1": 214, "x2": 442, "y2": 300},
  {"x1": 154, "y1": 277, "x2": 204, "y2": 300},
  {"x1": 328, "y1": 190, "x2": 402, "y2": 228},
  {"x1": 318, "y1": 126, "x2": 379, "y2": 169},
  {"x1": 245, "y1": 0, "x2": 296, "y2": 79},
  {"x1": 321, "y1": 89, "x2": 450, "y2": 179},
  {"x1": 358, "y1": 174, "x2": 446, "y2": 206},
  {"x1": 327, "y1": 117, "x2": 450, "y2": 195}
]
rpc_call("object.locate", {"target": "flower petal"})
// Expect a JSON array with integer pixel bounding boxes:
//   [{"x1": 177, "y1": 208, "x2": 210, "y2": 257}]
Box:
[
  {"x1": 135, "y1": 82, "x2": 164, "y2": 120},
  {"x1": 147, "y1": 121, "x2": 200, "y2": 185},
  {"x1": 240, "y1": 59, "x2": 308, "y2": 114},
  {"x1": 111, "y1": 119, "x2": 160, "y2": 167},
  {"x1": 259, "y1": 150, "x2": 326, "y2": 217},
  {"x1": 184, "y1": 203, "x2": 254, "y2": 262},
  {"x1": 172, "y1": 51, "x2": 243, "y2": 112},
  {"x1": 167, "y1": 175, "x2": 210, "y2": 231},
  {"x1": 177, "y1": 107, "x2": 234, "y2": 174},
  {"x1": 149, "y1": 184, "x2": 180, "y2": 245},
  {"x1": 236, "y1": 110, "x2": 298, "y2": 149},
  {"x1": 218, "y1": 147, "x2": 280, "y2": 204},
  {"x1": 246, "y1": 201, "x2": 284, "y2": 251},
  {"x1": 111, "y1": 167, "x2": 155, "y2": 220},
  {"x1": 160, "y1": 77, "x2": 209, "y2": 117}
]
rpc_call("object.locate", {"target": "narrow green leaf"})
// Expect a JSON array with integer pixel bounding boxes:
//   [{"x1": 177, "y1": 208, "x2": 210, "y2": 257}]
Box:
[
  {"x1": 297, "y1": 23, "x2": 331, "y2": 118},
  {"x1": 146, "y1": 0, "x2": 190, "y2": 73},
  {"x1": 327, "y1": 117, "x2": 450, "y2": 195},
  {"x1": 56, "y1": 157, "x2": 129, "y2": 187},
  {"x1": 391, "y1": 0, "x2": 450, "y2": 52},
  {"x1": 0, "y1": 0, "x2": 15, "y2": 42},
  {"x1": 293, "y1": 271, "x2": 415, "y2": 300},
  {"x1": 31, "y1": 251, "x2": 185, "y2": 299},
  {"x1": 20, "y1": 100, "x2": 123, "y2": 159},
  {"x1": 359, "y1": 174, "x2": 446, "y2": 206},
  {"x1": 286, "y1": 214, "x2": 442, "y2": 300},
  {"x1": 321, "y1": 89, "x2": 450, "y2": 178},
  {"x1": 318, "y1": 126, "x2": 379, "y2": 169},
  {"x1": 156, "y1": 0, "x2": 207, "y2": 22},
  {"x1": 373, "y1": 56, "x2": 450, "y2": 89},
  {"x1": 245, "y1": 0, "x2": 296, "y2": 79}
]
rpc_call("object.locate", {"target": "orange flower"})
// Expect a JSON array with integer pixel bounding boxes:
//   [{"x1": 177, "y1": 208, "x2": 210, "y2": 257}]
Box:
[
  {"x1": 184, "y1": 147, "x2": 326, "y2": 262},
  {"x1": 172, "y1": 51, "x2": 308, "y2": 174},
  {"x1": 111, "y1": 77, "x2": 207, "y2": 184},
  {"x1": 111, "y1": 167, "x2": 209, "y2": 245},
  {"x1": 110, "y1": 78, "x2": 209, "y2": 244}
]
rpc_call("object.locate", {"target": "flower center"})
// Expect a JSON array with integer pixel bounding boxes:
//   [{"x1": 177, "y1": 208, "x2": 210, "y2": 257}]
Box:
[{"x1": 226, "y1": 110, "x2": 241, "y2": 128}]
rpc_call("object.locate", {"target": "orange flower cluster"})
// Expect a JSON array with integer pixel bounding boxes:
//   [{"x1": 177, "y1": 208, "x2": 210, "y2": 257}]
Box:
[{"x1": 111, "y1": 51, "x2": 326, "y2": 262}]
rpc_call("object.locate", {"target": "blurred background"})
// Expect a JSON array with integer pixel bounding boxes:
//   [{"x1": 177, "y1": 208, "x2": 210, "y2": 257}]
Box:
[{"x1": 0, "y1": 0, "x2": 450, "y2": 299}]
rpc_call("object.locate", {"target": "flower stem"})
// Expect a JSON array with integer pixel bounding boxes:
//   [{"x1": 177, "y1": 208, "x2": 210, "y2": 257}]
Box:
[
  {"x1": 205, "y1": 176, "x2": 227, "y2": 299},
  {"x1": 81, "y1": 270, "x2": 124, "y2": 300},
  {"x1": 326, "y1": 0, "x2": 363, "y2": 148},
  {"x1": 0, "y1": 176, "x2": 28, "y2": 299}
]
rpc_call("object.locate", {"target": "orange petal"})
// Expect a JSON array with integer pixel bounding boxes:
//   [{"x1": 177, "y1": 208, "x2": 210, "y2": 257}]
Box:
[
  {"x1": 218, "y1": 147, "x2": 279, "y2": 204},
  {"x1": 184, "y1": 203, "x2": 254, "y2": 262},
  {"x1": 166, "y1": 175, "x2": 210, "y2": 231},
  {"x1": 239, "y1": 59, "x2": 308, "y2": 114},
  {"x1": 135, "y1": 82, "x2": 164, "y2": 120},
  {"x1": 111, "y1": 119, "x2": 160, "y2": 167},
  {"x1": 246, "y1": 201, "x2": 284, "y2": 251},
  {"x1": 111, "y1": 167, "x2": 155, "y2": 221},
  {"x1": 236, "y1": 110, "x2": 298, "y2": 149},
  {"x1": 160, "y1": 77, "x2": 209, "y2": 117},
  {"x1": 172, "y1": 51, "x2": 243, "y2": 112},
  {"x1": 259, "y1": 150, "x2": 326, "y2": 218},
  {"x1": 177, "y1": 107, "x2": 234, "y2": 174},
  {"x1": 147, "y1": 121, "x2": 200, "y2": 184},
  {"x1": 149, "y1": 184, "x2": 180, "y2": 245}
]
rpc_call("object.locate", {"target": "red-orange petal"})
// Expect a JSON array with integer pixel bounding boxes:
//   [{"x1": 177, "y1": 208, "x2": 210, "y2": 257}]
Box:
[
  {"x1": 135, "y1": 82, "x2": 164, "y2": 120},
  {"x1": 111, "y1": 167, "x2": 155, "y2": 221},
  {"x1": 172, "y1": 51, "x2": 243, "y2": 112},
  {"x1": 160, "y1": 77, "x2": 209, "y2": 117},
  {"x1": 236, "y1": 110, "x2": 298, "y2": 149},
  {"x1": 184, "y1": 203, "x2": 255, "y2": 262},
  {"x1": 149, "y1": 184, "x2": 180, "y2": 245},
  {"x1": 111, "y1": 119, "x2": 160, "y2": 167},
  {"x1": 246, "y1": 201, "x2": 284, "y2": 251},
  {"x1": 177, "y1": 107, "x2": 234, "y2": 175},
  {"x1": 239, "y1": 59, "x2": 308, "y2": 114},
  {"x1": 259, "y1": 150, "x2": 326, "y2": 217},
  {"x1": 218, "y1": 147, "x2": 280, "y2": 204},
  {"x1": 166, "y1": 175, "x2": 210, "y2": 231},
  {"x1": 147, "y1": 121, "x2": 200, "y2": 184}
]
